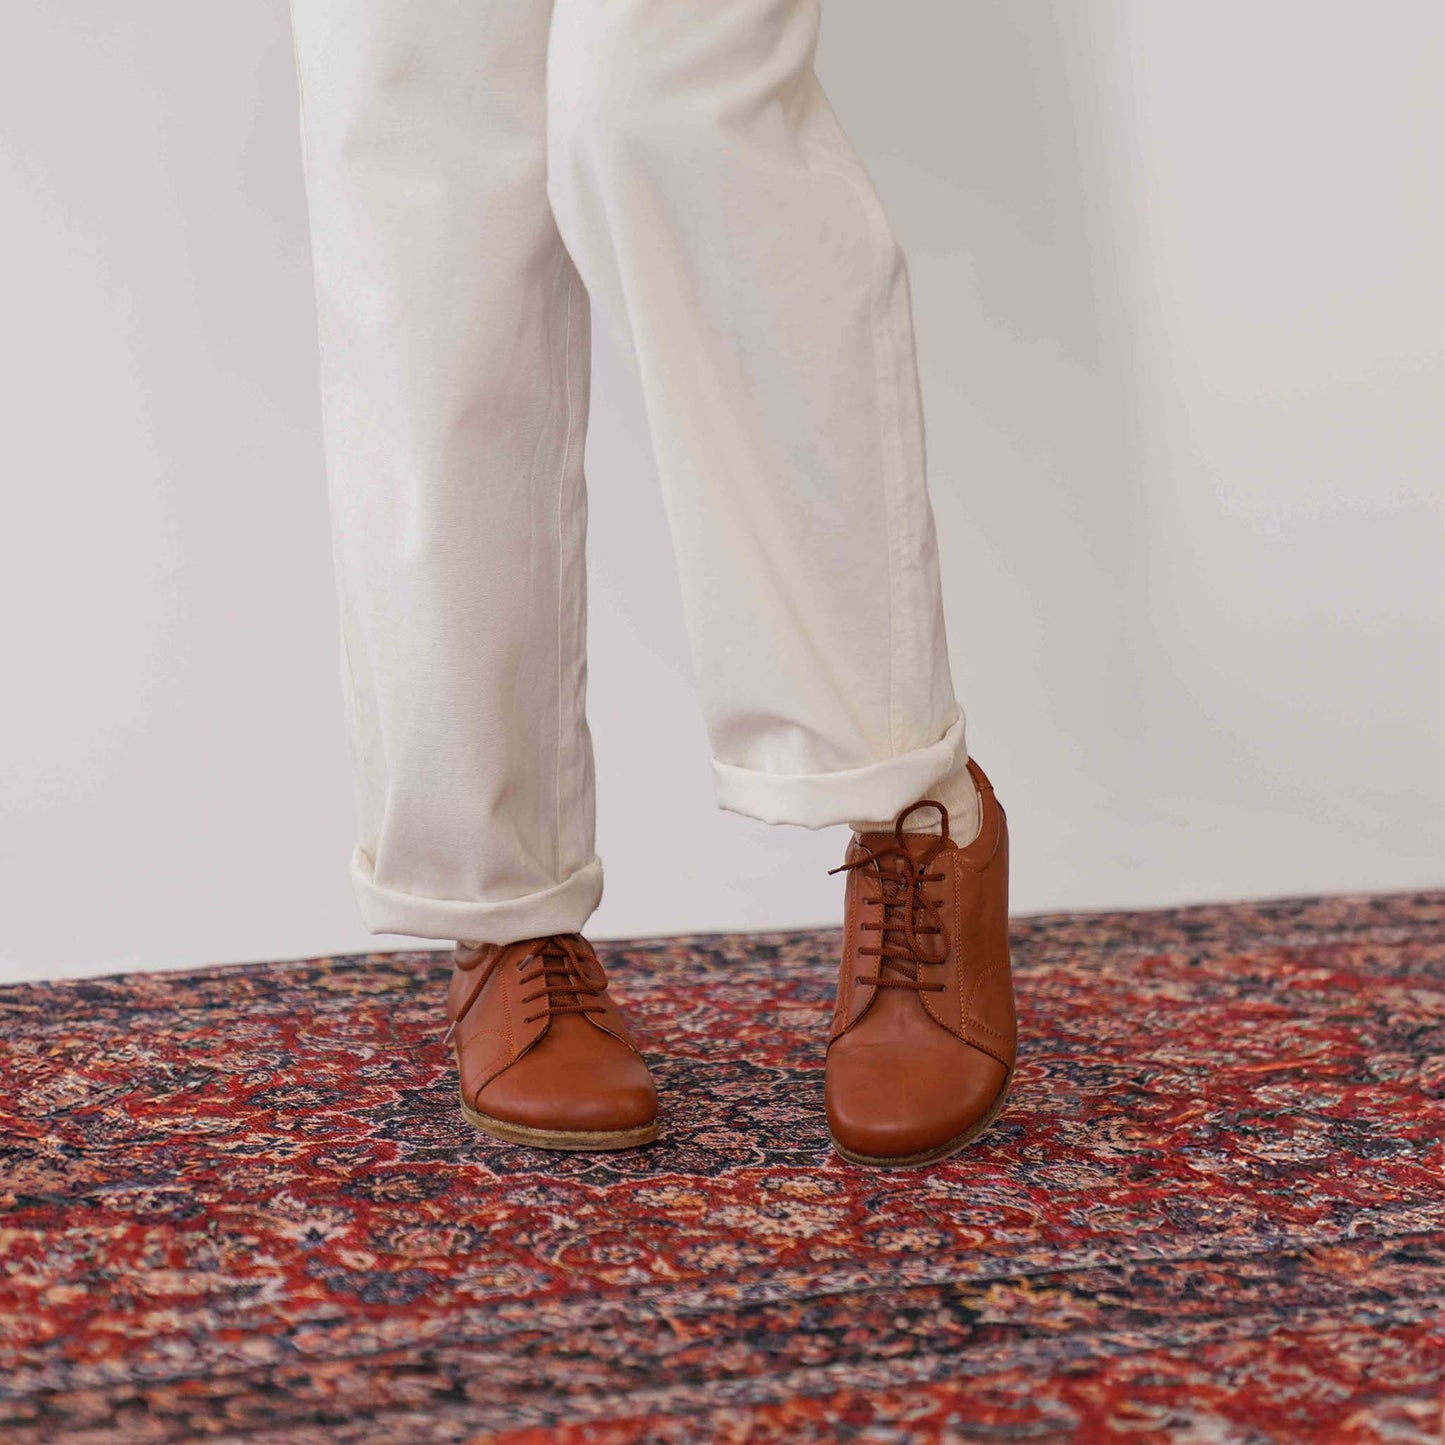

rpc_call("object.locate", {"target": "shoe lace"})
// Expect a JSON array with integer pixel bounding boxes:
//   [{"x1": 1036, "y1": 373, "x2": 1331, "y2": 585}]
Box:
[
  {"x1": 828, "y1": 799, "x2": 951, "y2": 994},
  {"x1": 443, "y1": 932, "x2": 609, "y2": 1047}
]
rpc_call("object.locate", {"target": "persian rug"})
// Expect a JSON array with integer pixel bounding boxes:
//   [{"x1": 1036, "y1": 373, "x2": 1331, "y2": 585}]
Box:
[{"x1": 0, "y1": 892, "x2": 1440, "y2": 1444}]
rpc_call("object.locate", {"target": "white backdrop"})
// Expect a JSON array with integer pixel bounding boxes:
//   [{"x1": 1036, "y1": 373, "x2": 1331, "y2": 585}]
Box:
[{"x1": 1, "y1": 1, "x2": 1440, "y2": 984}]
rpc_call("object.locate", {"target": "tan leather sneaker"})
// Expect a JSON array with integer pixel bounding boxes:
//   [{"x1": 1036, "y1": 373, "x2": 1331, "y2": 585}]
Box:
[
  {"x1": 825, "y1": 757, "x2": 1016, "y2": 1167},
  {"x1": 445, "y1": 932, "x2": 658, "y2": 1151}
]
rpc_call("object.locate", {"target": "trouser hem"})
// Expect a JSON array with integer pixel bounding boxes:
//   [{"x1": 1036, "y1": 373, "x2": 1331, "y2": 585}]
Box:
[
  {"x1": 711, "y1": 706, "x2": 968, "y2": 830},
  {"x1": 349, "y1": 849, "x2": 604, "y2": 945}
]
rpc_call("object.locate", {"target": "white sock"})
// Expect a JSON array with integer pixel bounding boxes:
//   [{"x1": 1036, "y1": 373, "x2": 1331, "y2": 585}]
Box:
[{"x1": 846, "y1": 760, "x2": 982, "y2": 845}]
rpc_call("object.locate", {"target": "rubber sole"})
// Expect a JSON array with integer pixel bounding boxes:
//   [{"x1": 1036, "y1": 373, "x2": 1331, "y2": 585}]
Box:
[
  {"x1": 459, "y1": 1091, "x2": 658, "y2": 1152},
  {"x1": 828, "y1": 1067, "x2": 1015, "y2": 1170}
]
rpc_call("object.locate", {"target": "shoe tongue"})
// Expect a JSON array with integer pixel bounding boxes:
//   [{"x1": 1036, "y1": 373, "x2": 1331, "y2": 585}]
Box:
[
  {"x1": 854, "y1": 829, "x2": 952, "y2": 862},
  {"x1": 850, "y1": 834, "x2": 947, "y2": 1025},
  {"x1": 534, "y1": 937, "x2": 599, "y2": 1019}
]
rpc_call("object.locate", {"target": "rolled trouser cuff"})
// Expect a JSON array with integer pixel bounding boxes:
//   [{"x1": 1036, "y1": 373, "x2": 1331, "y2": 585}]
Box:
[
  {"x1": 711, "y1": 707, "x2": 968, "y2": 830},
  {"x1": 349, "y1": 848, "x2": 604, "y2": 944}
]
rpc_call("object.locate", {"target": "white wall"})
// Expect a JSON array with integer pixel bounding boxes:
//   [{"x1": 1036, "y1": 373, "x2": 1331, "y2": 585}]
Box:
[{"x1": 1, "y1": 1, "x2": 1440, "y2": 985}]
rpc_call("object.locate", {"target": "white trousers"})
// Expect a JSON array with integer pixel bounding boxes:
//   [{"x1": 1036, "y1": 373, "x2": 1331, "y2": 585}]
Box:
[{"x1": 288, "y1": 0, "x2": 976, "y2": 944}]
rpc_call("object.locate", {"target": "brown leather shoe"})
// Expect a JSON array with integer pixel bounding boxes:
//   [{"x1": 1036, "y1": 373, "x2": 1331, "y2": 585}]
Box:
[
  {"x1": 825, "y1": 757, "x2": 1016, "y2": 1167},
  {"x1": 445, "y1": 932, "x2": 658, "y2": 1151}
]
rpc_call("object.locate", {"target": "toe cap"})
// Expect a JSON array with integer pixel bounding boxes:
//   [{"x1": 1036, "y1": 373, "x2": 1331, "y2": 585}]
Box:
[
  {"x1": 826, "y1": 1031, "x2": 1007, "y2": 1162},
  {"x1": 474, "y1": 1017, "x2": 657, "y2": 1133}
]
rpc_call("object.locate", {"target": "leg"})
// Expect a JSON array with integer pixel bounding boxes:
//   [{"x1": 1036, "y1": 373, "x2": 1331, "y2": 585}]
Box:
[
  {"x1": 288, "y1": 0, "x2": 659, "y2": 1153},
  {"x1": 289, "y1": 0, "x2": 600, "y2": 943},
  {"x1": 544, "y1": 0, "x2": 1010, "y2": 1167},
  {"x1": 545, "y1": 0, "x2": 977, "y2": 838}
]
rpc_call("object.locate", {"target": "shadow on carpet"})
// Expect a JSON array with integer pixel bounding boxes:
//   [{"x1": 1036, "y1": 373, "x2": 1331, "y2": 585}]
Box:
[{"x1": 1, "y1": 892, "x2": 1441, "y2": 1443}]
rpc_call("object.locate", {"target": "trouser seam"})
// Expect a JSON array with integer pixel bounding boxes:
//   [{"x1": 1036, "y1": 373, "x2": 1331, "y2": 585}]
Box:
[
  {"x1": 793, "y1": 87, "x2": 910, "y2": 762},
  {"x1": 554, "y1": 264, "x2": 581, "y2": 883},
  {"x1": 522, "y1": 243, "x2": 567, "y2": 882}
]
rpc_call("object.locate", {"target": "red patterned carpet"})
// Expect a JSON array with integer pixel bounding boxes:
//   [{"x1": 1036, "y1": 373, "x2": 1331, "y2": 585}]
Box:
[{"x1": 1, "y1": 893, "x2": 1441, "y2": 1443}]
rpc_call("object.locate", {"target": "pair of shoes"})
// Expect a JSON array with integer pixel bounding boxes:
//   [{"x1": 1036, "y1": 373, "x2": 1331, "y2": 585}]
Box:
[{"x1": 444, "y1": 757, "x2": 1016, "y2": 1167}]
